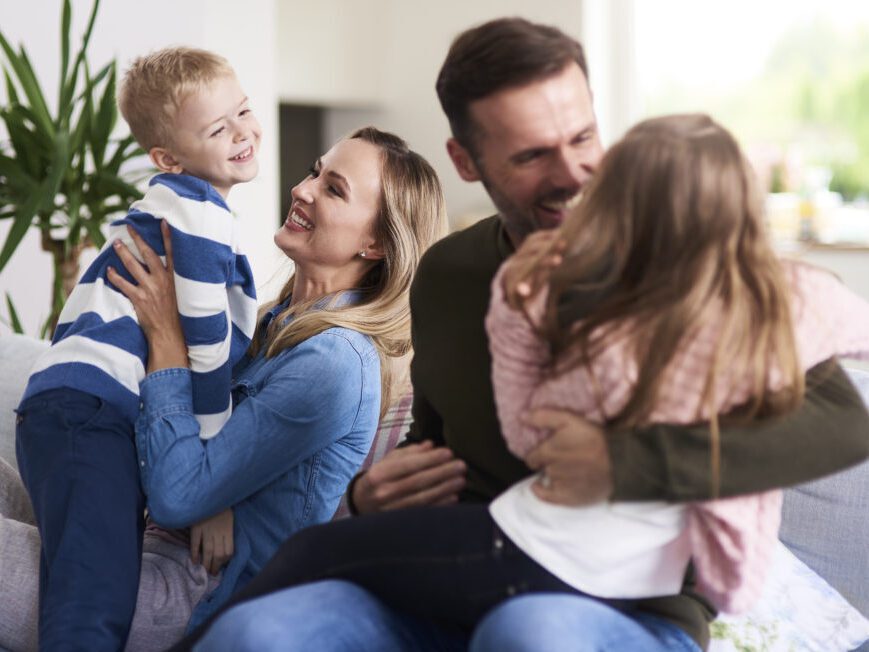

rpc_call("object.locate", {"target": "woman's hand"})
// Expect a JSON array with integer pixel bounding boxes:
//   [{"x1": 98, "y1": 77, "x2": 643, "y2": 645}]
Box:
[
  {"x1": 190, "y1": 508, "x2": 235, "y2": 575},
  {"x1": 500, "y1": 229, "x2": 566, "y2": 311},
  {"x1": 107, "y1": 220, "x2": 189, "y2": 372}
]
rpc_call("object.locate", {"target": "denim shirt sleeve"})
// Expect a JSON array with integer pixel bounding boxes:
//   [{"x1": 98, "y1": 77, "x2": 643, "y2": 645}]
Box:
[{"x1": 135, "y1": 331, "x2": 371, "y2": 529}]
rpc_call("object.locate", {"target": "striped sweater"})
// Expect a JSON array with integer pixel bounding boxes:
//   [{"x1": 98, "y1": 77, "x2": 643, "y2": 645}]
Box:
[{"x1": 22, "y1": 173, "x2": 258, "y2": 438}]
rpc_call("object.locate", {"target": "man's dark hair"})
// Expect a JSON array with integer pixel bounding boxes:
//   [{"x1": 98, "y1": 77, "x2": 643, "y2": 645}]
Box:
[{"x1": 435, "y1": 17, "x2": 589, "y2": 152}]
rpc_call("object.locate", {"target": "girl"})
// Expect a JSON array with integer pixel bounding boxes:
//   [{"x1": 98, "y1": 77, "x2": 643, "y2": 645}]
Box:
[{"x1": 486, "y1": 113, "x2": 869, "y2": 613}]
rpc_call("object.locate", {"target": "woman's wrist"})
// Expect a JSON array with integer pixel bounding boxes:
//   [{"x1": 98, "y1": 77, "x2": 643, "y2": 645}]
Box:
[{"x1": 146, "y1": 331, "x2": 189, "y2": 373}]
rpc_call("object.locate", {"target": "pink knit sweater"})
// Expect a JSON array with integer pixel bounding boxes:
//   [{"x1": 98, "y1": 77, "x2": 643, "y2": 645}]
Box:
[{"x1": 486, "y1": 260, "x2": 869, "y2": 613}]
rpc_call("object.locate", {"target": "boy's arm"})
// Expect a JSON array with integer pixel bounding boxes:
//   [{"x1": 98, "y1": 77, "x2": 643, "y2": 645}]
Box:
[{"x1": 607, "y1": 358, "x2": 869, "y2": 501}]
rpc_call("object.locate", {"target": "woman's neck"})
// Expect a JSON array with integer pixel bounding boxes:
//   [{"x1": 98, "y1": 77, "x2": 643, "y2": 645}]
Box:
[{"x1": 289, "y1": 266, "x2": 366, "y2": 307}]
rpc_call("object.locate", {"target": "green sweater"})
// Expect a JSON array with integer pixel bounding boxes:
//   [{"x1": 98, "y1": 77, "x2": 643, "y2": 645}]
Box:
[{"x1": 406, "y1": 215, "x2": 869, "y2": 650}]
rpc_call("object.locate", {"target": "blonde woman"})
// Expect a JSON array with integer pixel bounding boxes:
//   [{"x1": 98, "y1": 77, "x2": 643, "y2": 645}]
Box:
[{"x1": 0, "y1": 127, "x2": 446, "y2": 651}]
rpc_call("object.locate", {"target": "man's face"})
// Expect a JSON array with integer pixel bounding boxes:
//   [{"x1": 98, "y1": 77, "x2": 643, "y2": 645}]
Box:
[{"x1": 448, "y1": 62, "x2": 604, "y2": 246}]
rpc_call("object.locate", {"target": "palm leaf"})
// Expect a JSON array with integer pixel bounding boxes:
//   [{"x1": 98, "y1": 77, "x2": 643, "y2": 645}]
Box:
[
  {"x1": 12, "y1": 48, "x2": 55, "y2": 137},
  {"x1": 58, "y1": 0, "x2": 71, "y2": 121},
  {"x1": 3, "y1": 67, "x2": 19, "y2": 105},
  {"x1": 0, "y1": 191, "x2": 41, "y2": 273},
  {"x1": 0, "y1": 153, "x2": 37, "y2": 193},
  {"x1": 0, "y1": 107, "x2": 41, "y2": 177},
  {"x1": 90, "y1": 63, "x2": 117, "y2": 167},
  {"x1": 61, "y1": 0, "x2": 100, "y2": 107},
  {"x1": 4, "y1": 293, "x2": 24, "y2": 334},
  {"x1": 106, "y1": 134, "x2": 144, "y2": 174}
]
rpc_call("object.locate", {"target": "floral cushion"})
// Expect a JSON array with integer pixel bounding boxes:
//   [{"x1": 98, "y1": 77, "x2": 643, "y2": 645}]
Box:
[{"x1": 709, "y1": 541, "x2": 869, "y2": 652}]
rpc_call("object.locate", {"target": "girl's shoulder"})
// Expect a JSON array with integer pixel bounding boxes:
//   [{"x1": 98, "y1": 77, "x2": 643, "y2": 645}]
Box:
[{"x1": 780, "y1": 258, "x2": 843, "y2": 296}]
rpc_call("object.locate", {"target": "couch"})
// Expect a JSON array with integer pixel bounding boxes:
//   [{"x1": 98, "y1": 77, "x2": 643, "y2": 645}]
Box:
[{"x1": 1, "y1": 333, "x2": 867, "y2": 651}]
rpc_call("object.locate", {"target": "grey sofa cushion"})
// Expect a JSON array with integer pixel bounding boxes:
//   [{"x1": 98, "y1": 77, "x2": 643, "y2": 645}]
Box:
[
  {"x1": 0, "y1": 335, "x2": 48, "y2": 470},
  {"x1": 779, "y1": 367, "x2": 869, "y2": 625}
]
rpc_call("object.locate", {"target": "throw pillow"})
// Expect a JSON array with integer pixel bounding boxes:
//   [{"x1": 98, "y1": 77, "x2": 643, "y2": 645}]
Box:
[{"x1": 709, "y1": 540, "x2": 869, "y2": 652}]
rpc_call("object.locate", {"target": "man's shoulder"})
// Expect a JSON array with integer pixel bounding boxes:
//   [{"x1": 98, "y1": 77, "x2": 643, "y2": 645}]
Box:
[{"x1": 417, "y1": 215, "x2": 504, "y2": 279}]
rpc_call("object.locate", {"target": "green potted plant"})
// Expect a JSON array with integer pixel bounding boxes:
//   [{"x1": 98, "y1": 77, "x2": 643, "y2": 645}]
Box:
[{"x1": 0, "y1": 0, "x2": 148, "y2": 336}]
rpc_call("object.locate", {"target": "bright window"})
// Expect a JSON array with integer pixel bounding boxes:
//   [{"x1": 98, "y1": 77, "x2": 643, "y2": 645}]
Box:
[{"x1": 635, "y1": 0, "x2": 869, "y2": 243}]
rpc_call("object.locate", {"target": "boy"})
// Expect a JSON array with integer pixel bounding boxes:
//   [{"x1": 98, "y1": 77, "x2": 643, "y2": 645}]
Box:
[{"x1": 14, "y1": 47, "x2": 260, "y2": 650}]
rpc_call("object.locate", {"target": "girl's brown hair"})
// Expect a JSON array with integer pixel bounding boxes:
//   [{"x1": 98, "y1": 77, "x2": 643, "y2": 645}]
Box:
[{"x1": 535, "y1": 114, "x2": 803, "y2": 494}]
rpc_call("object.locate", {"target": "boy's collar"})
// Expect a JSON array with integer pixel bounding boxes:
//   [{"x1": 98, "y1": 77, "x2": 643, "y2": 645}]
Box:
[{"x1": 150, "y1": 173, "x2": 230, "y2": 212}]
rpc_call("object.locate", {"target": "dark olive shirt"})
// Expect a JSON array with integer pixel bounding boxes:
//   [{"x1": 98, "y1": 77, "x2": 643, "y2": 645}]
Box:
[{"x1": 406, "y1": 215, "x2": 869, "y2": 650}]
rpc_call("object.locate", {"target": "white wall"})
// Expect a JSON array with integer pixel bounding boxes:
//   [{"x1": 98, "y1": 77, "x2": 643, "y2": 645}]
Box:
[
  {"x1": 0, "y1": 0, "x2": 281, "y2": 335},
  {"x1": 277, "y1": 0, "x2": 586, "y2": 231},
  {"x1": 1, "y1": 0, "x2": 593, "y2": 336}
]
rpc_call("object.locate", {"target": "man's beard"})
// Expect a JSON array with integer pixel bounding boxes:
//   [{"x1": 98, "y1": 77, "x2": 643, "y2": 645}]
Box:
[
  {"x1": 479, "y1": 175, "x2": 538, "y2": 247},
  {"x1": 480, "y1": 174, "x2": 579, "y2": 247}
]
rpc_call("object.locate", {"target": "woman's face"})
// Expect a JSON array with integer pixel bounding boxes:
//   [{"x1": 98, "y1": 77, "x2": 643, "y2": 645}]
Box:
[{"x1": 275, "y1": 138, "x2": 383, "y2": 272}]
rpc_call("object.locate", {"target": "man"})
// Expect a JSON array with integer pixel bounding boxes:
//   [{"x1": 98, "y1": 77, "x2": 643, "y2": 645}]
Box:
[{"x1": 177, "y1": 17, "x2": 869, "y2": 652}]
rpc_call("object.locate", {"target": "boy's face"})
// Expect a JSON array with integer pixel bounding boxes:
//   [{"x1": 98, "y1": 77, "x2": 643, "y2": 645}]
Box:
[{"x1": 154, "y1": 74, "x2": 261, "y2": 198}]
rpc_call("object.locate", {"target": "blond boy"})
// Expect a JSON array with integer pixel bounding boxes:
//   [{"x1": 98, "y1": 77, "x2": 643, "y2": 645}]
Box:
[{"x1": 15, "y1": 47, "x2": 260, "y2": 649}]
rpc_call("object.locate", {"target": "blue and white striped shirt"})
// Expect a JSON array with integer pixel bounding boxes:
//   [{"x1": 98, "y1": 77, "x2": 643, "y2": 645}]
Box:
[{"x1": 22, "y1": 174, "x2": 258, "y2": 437}]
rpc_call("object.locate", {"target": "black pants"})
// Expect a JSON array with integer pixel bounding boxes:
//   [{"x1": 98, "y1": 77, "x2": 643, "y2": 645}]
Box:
[{"x1": 175, "y1": 504, "x2": 631, "y2": 651}]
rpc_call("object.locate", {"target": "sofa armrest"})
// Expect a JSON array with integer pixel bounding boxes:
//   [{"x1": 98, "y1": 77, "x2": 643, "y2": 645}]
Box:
[{"x1": 779, "y1": 366, "x2": 869, "y2": 619}]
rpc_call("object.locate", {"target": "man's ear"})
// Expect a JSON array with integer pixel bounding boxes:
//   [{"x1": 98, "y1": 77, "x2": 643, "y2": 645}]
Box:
[
  {"x1": 149, "y1": 147, "x2": 183, "y2": 174},
  {"x1": 446, "y1": 138, "x2": 481, "y2": 182}
]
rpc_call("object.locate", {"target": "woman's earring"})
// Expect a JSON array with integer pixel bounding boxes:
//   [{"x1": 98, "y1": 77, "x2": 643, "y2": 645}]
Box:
[{"x1": 358, "y1": 250, "x2": 367, "y2": 258}]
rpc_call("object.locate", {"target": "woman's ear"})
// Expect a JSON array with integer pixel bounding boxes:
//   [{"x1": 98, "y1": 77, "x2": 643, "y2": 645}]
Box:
[
  {"x1": 149, "y1": 147, "x2": 183, "y2": 174},
  {"x1": 359, "y1": 242, "x2": 385, "y2": 261}
]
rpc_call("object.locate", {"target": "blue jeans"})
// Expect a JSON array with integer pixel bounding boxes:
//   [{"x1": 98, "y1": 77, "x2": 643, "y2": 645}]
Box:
[
  {"x1": 193, "y1": 580, "x2": 700, "y2": 652},
  {"x1": 16, "y1": 388, "x2": 145, "y2": 651}
]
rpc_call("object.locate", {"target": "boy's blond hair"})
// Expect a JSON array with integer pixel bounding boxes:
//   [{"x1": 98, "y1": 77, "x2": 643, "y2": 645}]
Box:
[{"x1": 117, "y1": 47, "x2": 234, "y2": 151}]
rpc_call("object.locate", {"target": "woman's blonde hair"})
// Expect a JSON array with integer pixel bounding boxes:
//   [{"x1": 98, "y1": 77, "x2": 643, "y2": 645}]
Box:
[
  {"x1": 534, "y1": 114, "x2": 803, "y2": 494},
  {"x1": 252, "y1": 127, "x2": 448, "y2": 417}
]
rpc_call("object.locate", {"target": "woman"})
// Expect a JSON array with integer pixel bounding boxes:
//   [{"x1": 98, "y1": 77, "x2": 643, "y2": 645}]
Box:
[{"x1": 0, "y1": 127, "x2": 447, "y2": 651}]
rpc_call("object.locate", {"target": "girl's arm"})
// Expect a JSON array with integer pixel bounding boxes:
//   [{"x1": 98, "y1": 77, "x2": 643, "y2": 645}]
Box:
[{"x1": 486, "y1": 261, "x2": 552, "y2": 459}]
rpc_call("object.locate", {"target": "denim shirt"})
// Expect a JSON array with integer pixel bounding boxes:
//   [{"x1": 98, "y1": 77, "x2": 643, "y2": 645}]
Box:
[{"x1": 135, "y1": 298, "x2": 381, "y2": 628}]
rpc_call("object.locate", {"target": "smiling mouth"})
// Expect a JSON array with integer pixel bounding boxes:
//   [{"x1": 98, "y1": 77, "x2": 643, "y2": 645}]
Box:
[
  {"x1": 230, "y1": 146, "x2": 254, "y2": 162},
  {"x1": 536, "y1": 192, "x2": 583, "y2": 214},
  {"x1": 288, "y1": 208, "x2": 313, "y2": 230}
]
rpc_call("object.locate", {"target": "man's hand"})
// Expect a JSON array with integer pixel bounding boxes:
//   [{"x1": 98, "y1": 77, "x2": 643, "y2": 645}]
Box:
[
  {"x1": 352, "y1": 441, "x2": 467, "y2": 513},
  {"x1": 524, "y1": 408, "x2": 613, "y2": 505},
  {"x1": 190, "y1": 508, "x2": 234, "y2": 575}
]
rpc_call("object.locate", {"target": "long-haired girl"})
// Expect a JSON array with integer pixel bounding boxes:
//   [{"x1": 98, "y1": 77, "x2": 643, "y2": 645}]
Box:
[{"x1": 488, "y1": 113, "x2": 869, "y2": 612}]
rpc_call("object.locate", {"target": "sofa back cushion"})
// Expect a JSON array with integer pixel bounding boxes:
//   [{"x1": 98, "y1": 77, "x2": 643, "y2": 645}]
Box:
[
  {"x1": 779, "y1": 366, "x2": 869, "y2": 623},
  {"x1": 0, "y1": 335, "x2": 49, "y2": 470}
]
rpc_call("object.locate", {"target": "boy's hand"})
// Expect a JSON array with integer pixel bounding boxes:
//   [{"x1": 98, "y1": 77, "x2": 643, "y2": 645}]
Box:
[
  {"x1": 501, "y1": 229, "x2": 566, "y2": 311},
  {"x1": 190, "y1": 508, "x2": 235, "y2": 575}
]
